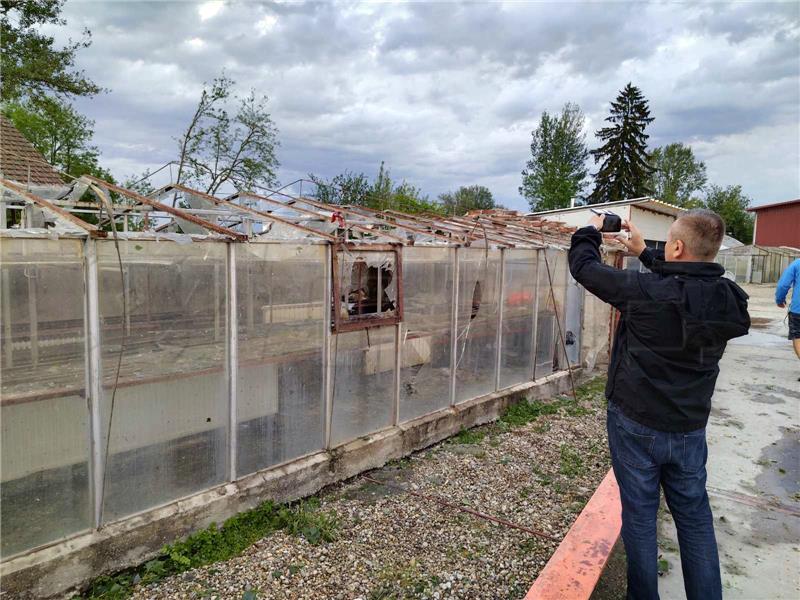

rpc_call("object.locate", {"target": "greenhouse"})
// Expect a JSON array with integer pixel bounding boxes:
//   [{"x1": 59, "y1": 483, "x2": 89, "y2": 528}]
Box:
[
  {"x1": 0, "y1": 176, "x2": 620, "y2": 594},
  {"x1": 717, "y1": 244, "x2": 800, "y2": 284}
]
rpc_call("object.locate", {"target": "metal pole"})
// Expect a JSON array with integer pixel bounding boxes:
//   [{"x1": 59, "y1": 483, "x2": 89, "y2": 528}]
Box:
[
  {"x1": 530, "y1": 250, "x2": 541, "y2": 380},
  {"x1": 495, "y1": 249, "x2": 505, "y2": 391},
  {"x1": 2, "y1": 266, "x2": 13, "y2": 368},
  {"x1": 448, "y1": 248, "x2": 459, "y2": 407},
  {"x1": 393, "y1": 322, "x2": 401, "y2": 426},
  {"x1": 84, "y1": 238, "x2": 104, "y2": 528},
  {"x1": 227, "y1": 243, "x2": 238, "y2": 482},
  {"x1": 323, "y1": 244, "x2": 333, "y2": 449},
  {"x1": 26, "y1": 247, "x2": 38, "y2": 368}
]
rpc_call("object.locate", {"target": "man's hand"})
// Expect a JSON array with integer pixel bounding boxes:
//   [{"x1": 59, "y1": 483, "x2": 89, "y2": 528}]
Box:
[
  {"x1": 617, "y1": 219, "x2": 647, "y2": 256},
  {"x1": 777, "y1": 302, "x2": 786, "y2": 308},
  {"x1": 587, "y1": 214, "x2": 605, "y2": 230}
]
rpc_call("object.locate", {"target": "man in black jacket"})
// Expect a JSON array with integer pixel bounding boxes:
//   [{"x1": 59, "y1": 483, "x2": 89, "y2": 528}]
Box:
[{"x1": 568, "y1": 209, "x2": 750, "y2": 600}]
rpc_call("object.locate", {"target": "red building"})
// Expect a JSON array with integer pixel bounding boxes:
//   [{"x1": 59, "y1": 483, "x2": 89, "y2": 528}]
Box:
[{"x1": 748, "y1": 198, "x2": 800, "y2": 247}]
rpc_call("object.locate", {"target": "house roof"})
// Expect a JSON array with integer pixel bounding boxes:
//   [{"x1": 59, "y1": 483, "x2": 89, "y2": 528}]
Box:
[
  {"x1": 746, "y1": 198, "x2": 800, "y2": 212},
  {"x1": 527, "y1": 197, "x2": 685, "y2": 218},
  {"x1": 0, "y1": 115, "x2": 64, "y2": 186}
]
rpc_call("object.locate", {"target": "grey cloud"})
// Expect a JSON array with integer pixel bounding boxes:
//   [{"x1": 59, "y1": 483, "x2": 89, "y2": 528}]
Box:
[{"x1": 50, "y1": 0, "x2": 800, "y2": 208}]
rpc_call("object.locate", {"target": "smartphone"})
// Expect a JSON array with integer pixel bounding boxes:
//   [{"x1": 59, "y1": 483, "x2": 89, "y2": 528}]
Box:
[{"x1": 590, "y1": 208, "x2": 622, "y2": 233}]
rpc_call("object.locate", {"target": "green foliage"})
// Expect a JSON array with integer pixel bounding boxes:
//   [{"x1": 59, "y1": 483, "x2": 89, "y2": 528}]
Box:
[
  {"x1": 589, "y1": 83, "x2": 656, "y2": 203},
  {"x1": 439, "y1": 185, "x2": 496, "y2": 215},
  {"x1": 559, "y1": 444, "x2": 585, "y2": 477},
  {"x1": 0, "y1": 0, "x2": 101, "y2": 101},
  {"x1": 452, "y1": 427, "x2": 486, "y2": 445},
  {"x1": 309, "y1": 161, "x2": 443, "y2": 214},
  {"x1": 77, "y1": 498, "x2": 337, "y2": 599},
  {"x1": 702, "y1": 184, "x2": 754, "y2": 244},
  {"x1": 647, "y1": 143, "x2": 707, "y2": 207},
  {"x1": 2, "y1": 96, "x2": 112, "y2": 181},
  {"x1": 309, "y1": 170, "x2": 371, "y2": 205},
  {"x1": 176, "y1": 73, "x2": 280, "y2": 195},
  {"x1": 499, "y1": 376, "x2": 607, "y2": 428},
  {"x1": 520, "y1": 103, "x2": 589, "y2": 211}
]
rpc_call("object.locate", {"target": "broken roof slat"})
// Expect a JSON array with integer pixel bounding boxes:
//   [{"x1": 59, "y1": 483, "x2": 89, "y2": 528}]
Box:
[
  {"x1": 83, "y1": 177, "x2": 247, "y2": 241},
  {"x1": 234, "y1": 191, "x2": 407, "y2": 244},
  {"x1": 159, "y1": 184, "x2": 336, "y2": 242},
  {"x1": 0, "y1": 178, "x2": 100, "y2": 234}
]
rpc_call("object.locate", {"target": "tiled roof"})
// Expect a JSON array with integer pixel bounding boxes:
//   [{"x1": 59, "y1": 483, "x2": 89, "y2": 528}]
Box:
[{"x1": 0, "y1": 115, "x2": 64, "y2": 186}]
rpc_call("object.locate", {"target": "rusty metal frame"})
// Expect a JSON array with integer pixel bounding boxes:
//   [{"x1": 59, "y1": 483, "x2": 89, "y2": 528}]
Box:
[
  {"x1": 0, "y1": 178, "x2": 101, "y2": 234},
  {"x1": 81, "y1": 176, "x2": 247, "y2": 240},
  {"x1": 232, "y1": 191, "x2": 406, "y2": 243},
  {"x1": 331, "y1": 243, "x2": 404, "y2": 333},
  {"x1": 154, "y1": 183, "x2": 331, "y2": 242}
]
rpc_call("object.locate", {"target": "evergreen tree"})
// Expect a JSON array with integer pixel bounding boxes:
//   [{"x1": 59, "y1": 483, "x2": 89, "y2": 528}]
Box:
[
  {"x1": 588, "y1": 83, "x2": 655, "y2": 204},
  {"x1": 520, "y1": 103, "x2": 589, "y2": 211}
]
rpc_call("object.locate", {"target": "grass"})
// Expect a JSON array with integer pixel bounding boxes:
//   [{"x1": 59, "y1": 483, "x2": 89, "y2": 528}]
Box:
[
  {"x1": 76, "y1": 498, "x2": 338, "y2": 599},
  {"x1": 559, "y1": 444, "x2": 585, "y2": 478},
  {"x1": 498, "y1": 376, "x2": 607, "y2": 429},
  {"x1": 452, "y1": 427, "x2": 486, "y2": 445}
]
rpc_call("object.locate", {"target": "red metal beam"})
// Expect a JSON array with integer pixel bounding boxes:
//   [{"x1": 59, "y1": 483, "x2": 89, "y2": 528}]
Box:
[{"x1": 524, "y1": 469, "x2": 621, "y2": 600}]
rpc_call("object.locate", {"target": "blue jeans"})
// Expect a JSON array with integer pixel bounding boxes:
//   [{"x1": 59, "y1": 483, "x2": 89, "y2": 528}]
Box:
[{"x1": 607, "y1": 403, "x2": 722, "y2": 600}]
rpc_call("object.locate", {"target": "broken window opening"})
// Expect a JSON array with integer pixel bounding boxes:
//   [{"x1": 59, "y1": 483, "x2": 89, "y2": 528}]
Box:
[{"x1": 332, "y1": 246, "x2": 402, "y2": 332}]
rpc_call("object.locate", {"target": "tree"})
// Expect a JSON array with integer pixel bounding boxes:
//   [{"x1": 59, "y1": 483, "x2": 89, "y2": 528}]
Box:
[
  {"x1": 439, "y1": 185, "x2": 496, "y2": 214},
  {"x1": 176, "y1": 74, "x2": 280, "y2": 196},
  {"x1": 309, "y1": 170, "x2": 370, "y2": 205},
  {"x1": 647, "y1": 143, "x2": 707, "y2": 207},
  {"x1": 520, "y1": 103, "x2": 589, "y2": 211},
  {"x1": 2, "y1": 96, "x2": 112, "y2": 180},
  {"x1": 703, "y1": 184, "x2": 754, "y2": 244},
  {"x1": 588, "y1": 83, "x2": 655, "y2": 204},
  {"x1": 1, "y1": 0, "x2": 101, "y2": 102},
  {"x1": 309, "y1": 162, "x2": 442, "y2": 214}
]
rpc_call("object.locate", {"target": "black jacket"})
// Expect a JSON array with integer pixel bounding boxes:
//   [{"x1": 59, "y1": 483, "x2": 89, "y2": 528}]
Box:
[{"x1": 569, "y1": 227, "x2": 750, "y2": 432}]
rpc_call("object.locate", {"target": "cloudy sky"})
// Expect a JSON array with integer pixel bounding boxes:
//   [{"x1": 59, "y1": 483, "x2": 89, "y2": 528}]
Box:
[{"x1": 57, "y1": 0, "x2": 799, "y2": 211}]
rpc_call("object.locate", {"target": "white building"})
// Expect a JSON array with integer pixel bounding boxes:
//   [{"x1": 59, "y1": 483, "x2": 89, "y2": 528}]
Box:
[
  {"x1": 528, "y1": 198, "x2": 685, "y2": 271},
  {"x1": 528, "y1": 197, "x2": 684, "y2": 246}
]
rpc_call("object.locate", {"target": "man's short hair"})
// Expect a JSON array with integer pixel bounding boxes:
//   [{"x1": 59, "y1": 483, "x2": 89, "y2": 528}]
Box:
[{"x1": 671, "y1": 209, "x2": 726, "y2": 260}]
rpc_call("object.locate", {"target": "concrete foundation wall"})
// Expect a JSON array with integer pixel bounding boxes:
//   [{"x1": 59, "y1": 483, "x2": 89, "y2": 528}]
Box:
[{"x1": 0, "y1": 371, "x2": 577, "y2": 599}]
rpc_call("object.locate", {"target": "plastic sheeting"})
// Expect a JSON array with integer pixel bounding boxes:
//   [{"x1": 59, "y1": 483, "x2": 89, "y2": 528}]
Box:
[
  {"x1": 454, "y1": 248, "x2": 501, "y2": 403},
  {"x1": 399, "y1": 247, "x2": 454, "y2": 421},
  {"x1": 330, "y1": 327, "x2": 396, "y2": 446},
  {"x1": 96, "y1": 239, "x2": 228, "y2": 523},
  {"x1": 0, "y1": 238, "x2": 91, "y2": 557},
  {"x1": 236, "y1": 244, "x2": 325, "y2": 475},
  {"x1": 0, "y1": 237, "x2": 590, "y2": 558},
  {"x1": 500, "y1": 250, "x2": 538, "y2": 389}
]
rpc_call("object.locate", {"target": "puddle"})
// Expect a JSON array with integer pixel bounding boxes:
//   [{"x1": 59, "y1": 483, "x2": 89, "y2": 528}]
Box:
[
  {"x1": 729, "y1": 330, "x2": 788, "y2": 348},
  {"x1": 754, "y1": 426, "x2": 800, "y2": 500},
  {"x1": 743, "y1": 426, "x2": 800, "y2": 547}
]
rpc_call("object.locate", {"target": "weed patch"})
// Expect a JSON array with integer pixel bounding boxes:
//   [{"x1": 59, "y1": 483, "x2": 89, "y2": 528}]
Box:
[
  {"x1": 452, "y1": 427, "x2": 486, "y2": 445},
  {"x1": 559, "y1": 444, "x2": 585, "y2": 478},
  {"x1": 77, "y1": 498, "x2": 337, "y2": 599}
]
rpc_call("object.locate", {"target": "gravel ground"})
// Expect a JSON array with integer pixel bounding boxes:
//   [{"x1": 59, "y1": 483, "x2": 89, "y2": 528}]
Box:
[{"x1": 130, "y1": 377, "x2": 611, "y2": 600}]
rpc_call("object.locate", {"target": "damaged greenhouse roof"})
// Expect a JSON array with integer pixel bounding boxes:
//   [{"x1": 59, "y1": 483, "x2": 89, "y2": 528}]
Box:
[{"x1": 0, "y1": 175, "x2": 623, "y2": 251}]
